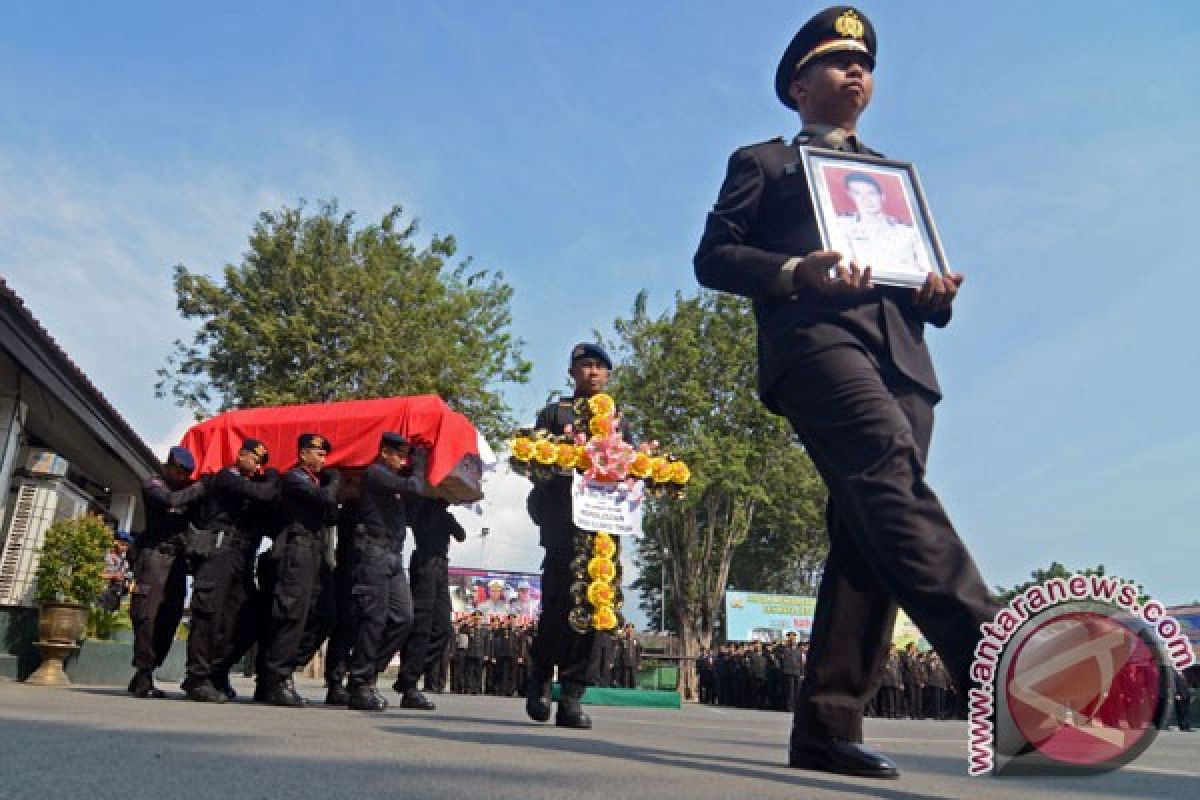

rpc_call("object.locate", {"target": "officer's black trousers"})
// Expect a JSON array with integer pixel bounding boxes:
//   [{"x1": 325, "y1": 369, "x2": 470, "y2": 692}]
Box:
[
  {"x1": 771, "y1": 346, "x2": 996, "y2": 744},
  {"x1": 531, "y1": 542, "x2": 594, "y2": 690},
  {"x1": 398, "y1": 553, "x2": 451, "y2": 691},
  {"x1": 129, "y1": 545, "x2": 187, "y2": 670},
  {"x1": 187, "y1": 541, "x2": 259, "y2": 682},
  {"x1": 347, "y1": 542, "x2": 412, "y2": 687},
  {"x1": 260, "y1": 532, "x2": 323, "y2": 681},
  {"x1": 293, "y1": 561, "x2": 354, "y2": 686}
]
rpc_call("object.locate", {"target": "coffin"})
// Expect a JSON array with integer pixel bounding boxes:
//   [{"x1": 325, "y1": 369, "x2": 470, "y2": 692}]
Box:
[{"x1": 179, "y1": 395, "x2": 485, "y2": 504}]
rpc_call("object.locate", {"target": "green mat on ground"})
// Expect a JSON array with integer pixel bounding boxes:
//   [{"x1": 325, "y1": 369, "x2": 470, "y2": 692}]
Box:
[{"x1": 551, "y1": 684, "x2": 681, "y2": 709}]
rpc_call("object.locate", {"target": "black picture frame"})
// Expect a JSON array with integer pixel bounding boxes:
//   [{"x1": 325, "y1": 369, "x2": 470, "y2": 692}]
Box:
[{"x1": 799, "y1": 147, "x2": 950, "y2": 288}]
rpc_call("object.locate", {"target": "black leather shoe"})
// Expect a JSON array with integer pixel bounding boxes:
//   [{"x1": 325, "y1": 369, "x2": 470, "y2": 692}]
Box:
[
  {"x1": 263, "y1": 678, "x2": 307, "y2": 707},
  {"x1": 400, "y1": 688, "x2": 436, "y2": 710},
  {"x1": 186, "y1": 680, "x2": 229, "y2": 704},
  {"x1": 526, "y1": 675, "x2": 553, "y2": 722},
  {"x1": 211, "y1": 673, "x2": 237, "y2": 701},
  {"x1": 325, "y1": 683, "x2": 350, "y2": 706},
  {"x1": 788, "y1": 738, "x2": 899, "y2": 779},
  {"x1": 253, "y1": 680, "x2": 269, "y2": 703},
  {"x1": 555, "y1": 694, "x2": 592, "y2": 730},
  {"x1": 348, "y1": 685, "x2": 388, "y2": 712},
  {"x1": 129, "y1": 668, "x2": 166, "y2": 699}
]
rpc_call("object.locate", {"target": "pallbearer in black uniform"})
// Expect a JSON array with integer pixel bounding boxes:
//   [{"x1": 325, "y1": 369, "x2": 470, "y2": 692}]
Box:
[
  {"x1": 129, "y1": 446, "x2": 207, "y2": 698},
  {"x1": 694, "y1": 6, "x2": 996, "y2": 778},
  {"x1": 258, "y1": 433, "x2": 340, "y2": 707},
  {"x1": 524, "y1": 342, "x2": 618, "y2": 730},
  {"x1": 183, "y1": 438, "x2": 278, "y2": 703},
  {"x1": 344, "y1": 432, "x2": 427, "y2": 711},
  {"x1": 394, "y1": 493, "x2": 466, "y2": 709}
]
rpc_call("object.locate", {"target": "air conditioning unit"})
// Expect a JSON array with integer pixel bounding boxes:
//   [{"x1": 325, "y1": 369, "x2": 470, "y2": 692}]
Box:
[{"x1": 0, "y1": 476, "x2": 91, "y2": 607}]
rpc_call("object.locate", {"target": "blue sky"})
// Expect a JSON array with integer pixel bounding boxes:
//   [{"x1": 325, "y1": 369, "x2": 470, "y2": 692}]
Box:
[{"x1": 1, "y1": 2, "x2": 1197, "y2": 606}]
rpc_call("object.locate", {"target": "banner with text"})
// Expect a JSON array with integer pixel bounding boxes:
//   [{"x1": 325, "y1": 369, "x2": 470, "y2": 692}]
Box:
[{"x1": 571, "y1": 474, "x2": 644, "y2": 536}]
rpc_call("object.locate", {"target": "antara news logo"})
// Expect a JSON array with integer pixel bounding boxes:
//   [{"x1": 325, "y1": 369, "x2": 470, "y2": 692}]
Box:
[{"x1": 967, "y1": 573, "x2": 1194, "y2": 776}]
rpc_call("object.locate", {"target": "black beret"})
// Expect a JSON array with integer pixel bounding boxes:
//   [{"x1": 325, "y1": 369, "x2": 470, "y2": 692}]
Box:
[
  {"x1": 240, "y1": 438, "x2": 269, "y2": 465},
  {"x1": 297, "y1": 433, "x2": 332, "y2": 454},
  {"x1": 381, "y1": 431, "x2": 409, "y2": 449},
  {"x1": 569, "y1": 342, "x2": 613, "y2": 371},
  {"x1": 775, "y1": 6, "x2": 876, "y2": 111}
]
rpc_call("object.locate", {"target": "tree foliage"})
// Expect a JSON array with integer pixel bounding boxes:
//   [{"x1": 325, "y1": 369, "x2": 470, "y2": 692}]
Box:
[
  {"x1": 156, "y1": 201, "x2": 530, "y2": 440},
  {"x1": 607, "y1": 290, "x2": 826, "y2": 696},
  {"x1": 994, "y1": 562, "x2": 1106, "y2": 604}
]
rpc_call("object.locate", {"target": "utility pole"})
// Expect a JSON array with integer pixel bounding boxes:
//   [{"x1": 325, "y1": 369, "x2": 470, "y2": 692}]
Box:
[{"x1": 661, "y1": 545, "x2": 670, "y2": 633}]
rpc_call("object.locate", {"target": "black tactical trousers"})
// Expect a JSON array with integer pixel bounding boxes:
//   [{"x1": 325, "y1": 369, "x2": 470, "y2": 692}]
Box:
[
  {"x1": 213, "y1": 549, "x2": 262, "y2": 678},
  {"x1": 347, "y1": 541, "x2": 412, "y2": 687},
  {"x1": 531, "y1": 542, "x2": 594, "y2": 691},
  {"x1": 130, "y1": 544, "x2": 187, "y2": 669},
  {"x1": 398, "y1": 553, "x2": 452, "y2": 691},
  {"x1": 294, "y1": 560, "x2": 354, "y2": 686},
  {"x1": 186, "y1": 540, "x2": 252, "y2": 681},
  {"x1": 771, "y1": 347, "x2": 996, "y2": 743},
  {"x1": 260, "y1": 531, "x2": 324, "y2": 681}
]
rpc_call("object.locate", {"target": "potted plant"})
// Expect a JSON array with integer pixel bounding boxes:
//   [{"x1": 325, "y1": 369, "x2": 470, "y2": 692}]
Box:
[{"x1": 25, "y1": 514, "x2": 112, "y2": 686}]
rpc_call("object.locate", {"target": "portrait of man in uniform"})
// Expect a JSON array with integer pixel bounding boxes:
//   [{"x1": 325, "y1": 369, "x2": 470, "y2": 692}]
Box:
[{"x1": 828, "y1": 170, "x2": 932, "y2": 279}]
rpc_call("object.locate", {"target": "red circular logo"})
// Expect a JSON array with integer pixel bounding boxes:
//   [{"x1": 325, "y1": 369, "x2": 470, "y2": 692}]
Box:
[{"x1": 1004, "y1": 611, "x2": 1160, "y2": 767}]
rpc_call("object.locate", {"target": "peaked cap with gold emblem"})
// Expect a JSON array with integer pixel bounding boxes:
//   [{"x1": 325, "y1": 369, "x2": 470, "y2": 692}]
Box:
[{"x1": 775, "y1": 6, "x2": 877, "y2": 110}]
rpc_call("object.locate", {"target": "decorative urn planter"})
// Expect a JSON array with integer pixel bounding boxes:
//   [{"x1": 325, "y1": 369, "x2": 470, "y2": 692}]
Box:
[{"x1": 26, "y1": 602, "x2": 89, "y2": 685}]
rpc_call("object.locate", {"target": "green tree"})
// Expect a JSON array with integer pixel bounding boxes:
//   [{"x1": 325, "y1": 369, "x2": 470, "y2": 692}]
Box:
[
  {"x1": 35, "y1": 515, "x2": 112, "y2": 606},
  {"x1": 608, "y1": 291, "x2": 826, "y2": 697},
  {"x1": 156, "y1": 201, "x2": 530, "y2": 440},
  {"x1": 994, "y1": 562, "x2": 1105, "y2": 604}
]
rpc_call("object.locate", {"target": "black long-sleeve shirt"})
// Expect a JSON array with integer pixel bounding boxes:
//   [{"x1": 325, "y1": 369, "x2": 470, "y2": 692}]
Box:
[
  {"x1": 197, "y1": 467, "x2": 279, "y2": 540},
  {"x1": 280, "y1": 465, "x2": 340, "y2": 535},
  {"x1": 410, "y1": 496, "x2": 466, "y2": 558},
  {"x1": 355, "y1": 460, "x2": 426, "y2": 547},
  {"x1": 140, "y1": 476, "x2": 207, "y2": 548}
]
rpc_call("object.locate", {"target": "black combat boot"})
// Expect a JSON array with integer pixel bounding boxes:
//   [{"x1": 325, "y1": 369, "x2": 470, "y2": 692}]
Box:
[
  {"x1": 525, "y1": 671, "x2": 553, "y2": 722},
  {"x1": 186, "y1": 679, "x2": 229, "y2": 704},
  {"x1": 128, "y1": 668, "x2": 166, "y2": 699},
  {"x1": 556, "y1": 684, "x2": 592, "y2": 729},
  {"x1": 210, "y1": 672, "x2": 237, "y2": 701},
  {"x1": 348, "y1": 683, "x2": 388, "y2": 712},
  {"x1": 399, "y1": 688, "x2": 436, "y2": 710},
  {"x1": 325, "y1": 682, "x2": 350, "y2": 706},
  {"x1": 263, "y1": 675, "x2": 307, "y2": 707}
]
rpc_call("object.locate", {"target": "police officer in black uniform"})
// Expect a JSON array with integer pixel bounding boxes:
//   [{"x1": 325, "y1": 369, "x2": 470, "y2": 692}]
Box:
[
  {"x1": 344, "y1": 432, "x2": 427, "y2": 711},
  {"x1": 465, "y1": 611, "x2": 487, "y2": 694},
  {"x1": 694, "y1": 6, "x2": 997, "y2": 777},
  {"x1": 525, "y1": 342, "x2": 623, "y2": 730},
  {"x1": 258, "y1": 433, "x2": 340, "y2": 706},
  {"x1": 394, "y1": 493, "x2": 466, "y2": 709},
  {"x1": 128, "y1": 446, "x2": 207, "y2": 699},
  {"x1": 183, "y1": 438, "x2": 278, "y2": 702}
]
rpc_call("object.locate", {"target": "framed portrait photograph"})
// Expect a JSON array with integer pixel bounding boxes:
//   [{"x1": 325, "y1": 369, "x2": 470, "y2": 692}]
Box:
[{"x1": 799, "y1": 147, "x2": 950, "y2": 288}]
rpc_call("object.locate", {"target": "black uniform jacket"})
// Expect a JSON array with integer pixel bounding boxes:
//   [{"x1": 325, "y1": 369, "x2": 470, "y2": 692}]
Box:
[
  {"x1": 197, "y1": 467, "x2": 279, "y2": 541},
  {"x1": 694, "y1": 135, "x2": 950, "y2": 411},
  {"x1": 280, "y1": 465, "x2": 339, "y2": 536},
  {"x1": 140, "y1": 477, "x2": 207, "y2": 549},
  {"x1": 356, "y1": 460, "x2": 426, "y2": 548}
]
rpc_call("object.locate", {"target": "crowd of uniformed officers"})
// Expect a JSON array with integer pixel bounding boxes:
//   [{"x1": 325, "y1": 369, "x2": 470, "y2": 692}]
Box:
[
  {"x1": 128, "y1": 431, "x2": 467, "y2": 712},
  {"x1": 696, "y1": 635, "x2": 960, "y2": 719}
]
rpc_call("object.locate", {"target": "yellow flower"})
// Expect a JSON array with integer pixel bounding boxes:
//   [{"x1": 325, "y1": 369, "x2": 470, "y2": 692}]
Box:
[
  {"x1": 593, "y1": 605, "x2": 618, "y2": 631},
  {"x1": 588, "y1": 393, "x2": 616, "y2": 417},
  {"x1": 588, "y1": 555, "x2": 616, "y2": 582},
  {"x1": 511, "y1": 437, "x2": 535, "y2": 462},
  {"x1": 587, "y1": 581, "x2": 615, "y2": 606},
  {"x1": 555, "y1": 444, "x2": 578, "y2": 470},
  {"x1": 629, "y1": 452, "x2": 653, "y2": 479},
  {"x1": 669, "y1": 461, "x2": 691, "y2": 485},
  {"x1": 588, "y1": 415, "x2": 613, "y2": 437},
  {"x1": 593, "y1": 535, "x2": 617, "y2": 559},
  {"x1": 533, "y1": 439, "x2": 559, "y2": 465},
  {"x1": 650, "y1": 457, "x2": 672, "y2": 483}
]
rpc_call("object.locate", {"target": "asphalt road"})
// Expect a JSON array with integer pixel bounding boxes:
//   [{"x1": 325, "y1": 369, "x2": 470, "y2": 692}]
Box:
[{"x1": 1, "y1": 677, "x2": 1196, "y2": 800}]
